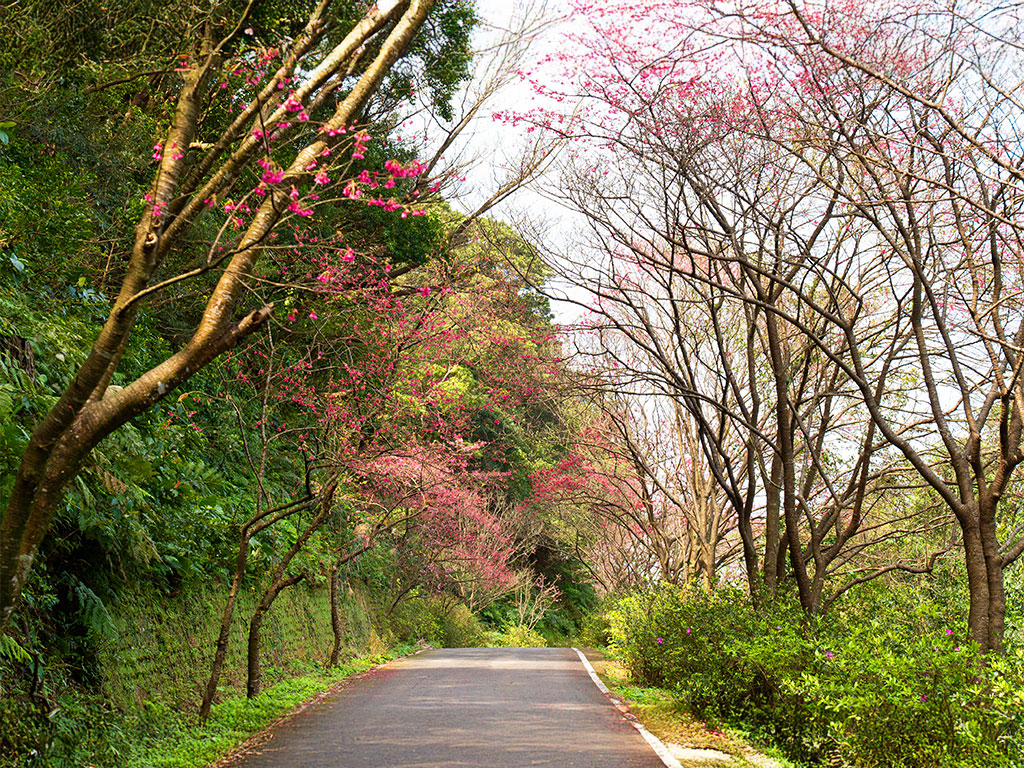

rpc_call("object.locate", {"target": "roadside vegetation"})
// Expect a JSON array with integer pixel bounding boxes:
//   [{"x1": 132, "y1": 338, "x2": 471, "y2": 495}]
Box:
[
  {"x1": 59, "y1": 643, "x2": 418, "y2": 768},
  {"x1": 0, "y1": 1, "x2": 592, "y2": 764},
  {"x1": 581, "y1": 647, "x2": 795, "y2": 768},
  {"x1": 592, "y1": 583, "x2": 1024, "y2": 767}
]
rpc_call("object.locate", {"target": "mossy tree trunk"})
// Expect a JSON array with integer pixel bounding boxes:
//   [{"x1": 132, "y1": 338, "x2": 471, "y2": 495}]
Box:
[{"x1": 245, "y1": 483, "x2": 337, "y2": 698}]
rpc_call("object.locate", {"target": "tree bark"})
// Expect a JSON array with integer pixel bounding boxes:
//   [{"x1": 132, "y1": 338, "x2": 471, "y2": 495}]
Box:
[
  {"x1": 329, "y1": 562, "x2": 345, "y2": 667},
  {"x1": 246, "y1": 571, "x2": 306, "y2": 699},
  {"x1": 199, "y1": 532, "x2": 249, "y2": 721},
  {"x1": 245, "y1": 482, "x2": 337, "y2": 697}
]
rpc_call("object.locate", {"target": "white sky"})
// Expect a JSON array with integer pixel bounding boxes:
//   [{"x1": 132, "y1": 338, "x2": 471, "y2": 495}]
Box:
[{"x1": 447, "y1": 0, "x2": 586, "y2": 322}]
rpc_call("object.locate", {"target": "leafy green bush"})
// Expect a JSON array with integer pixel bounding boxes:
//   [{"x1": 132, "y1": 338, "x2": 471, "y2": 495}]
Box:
[
  {"x1": 499, "y1": 624, "x2": 548, "y2": 647},
  {"x1": 578, "y1": 610, "x2": 612, "y2": 648},
  {"x1": 388, "y1": 596, "x2": 442, "y2": 643},
  {"x1": 387, "y1": 597, "x2": 484, "y2": 647},
  {"x1": 436, "y1": 604, "x2": 485, "y2": 648},
  {"x1": 799, "y1": 627, "x2": 1016, "y2": 766},
  {"x1": 607, "y1": 585, "x2": 785, "y2": 710},
  {"x1": 605, "y1": 583, "x2": 1023, "y2": 767}
]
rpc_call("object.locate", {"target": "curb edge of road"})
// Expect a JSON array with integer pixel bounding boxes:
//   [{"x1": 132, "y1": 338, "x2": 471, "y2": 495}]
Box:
[{"x1": 572, "y1": 647, "x2": 684, "y2": 768}]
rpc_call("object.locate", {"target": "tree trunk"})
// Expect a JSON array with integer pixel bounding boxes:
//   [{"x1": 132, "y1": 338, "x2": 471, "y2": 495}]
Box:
[
  {"x1": 763, "y1": 449, "x2": 783, "y2": 591},
  {"x1": 199, "y1": 532, "x2": 249, "y2": 720},
  {"x1": 329, "y1": 562, "x2": 344, "y2": 667},
  {"x1": 245, "y1": 484, "x2": 336, "y2": 696},
  {"x1": 247, "y1": 571, "x2": 305, "y2": 699},
  {"x1": 764, "y1": 307, "x2": 813, "y2": 613},
  {"x1": 737, "y1": 448, "x2": 761, "y2": 600},
  {"x1": 964, "y1": 501, "x2": 1007, "y2": 653},
  {"x1": 198, "y1": 493, "x2": 312, "y2": 718}
]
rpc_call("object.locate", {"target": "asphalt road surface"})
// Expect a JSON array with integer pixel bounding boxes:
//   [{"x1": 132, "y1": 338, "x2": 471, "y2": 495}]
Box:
[{"x1": 224, "y1": 647, "x2": 667, "y2": 768}]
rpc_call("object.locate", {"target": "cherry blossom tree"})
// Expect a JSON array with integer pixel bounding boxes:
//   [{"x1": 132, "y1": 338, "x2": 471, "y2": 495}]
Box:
[
  {"x1": 518, "y1": 0, "x2": 1024, "y2": 650},
  {"x1": 522, "y1": 392, "x2": 740, "y2": 592},
  {"x1": 0, "y1": 0, "x2": 467, "y2": 632},
  {"x1": 505, "y1": 0, "x2": 978, "y2": 619}
]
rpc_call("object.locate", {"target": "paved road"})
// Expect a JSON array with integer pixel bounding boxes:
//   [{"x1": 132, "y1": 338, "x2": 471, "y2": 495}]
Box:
[{"x1": 225, "y1": 647, "x2": 666, "y2": 768}]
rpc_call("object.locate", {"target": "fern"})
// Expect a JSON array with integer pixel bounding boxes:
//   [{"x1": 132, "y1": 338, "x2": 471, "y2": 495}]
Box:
[
  {"x1": 0, "y1": 632, "x2": 31, "y2": 664},
  {"x1": 67, "y1": 575, "x2": 115, "y2": 641}
]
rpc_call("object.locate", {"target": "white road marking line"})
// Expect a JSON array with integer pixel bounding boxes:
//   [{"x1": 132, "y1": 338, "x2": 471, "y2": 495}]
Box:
[{"x1": 572, "y1": 647, "x2": 684, "y2": 768}]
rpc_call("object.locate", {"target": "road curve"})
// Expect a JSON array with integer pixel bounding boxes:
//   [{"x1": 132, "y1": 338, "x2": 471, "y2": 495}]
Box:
[{"x1": 224, "y1": 647, "x2": 666, "y2": 768}]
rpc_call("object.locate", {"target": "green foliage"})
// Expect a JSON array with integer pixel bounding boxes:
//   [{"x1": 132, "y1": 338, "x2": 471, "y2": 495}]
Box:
[
  {"x1": 496, "y1": 624, "x2": 548, "y2": 647},
  {"x1": 477, "y1": 554, "x2": 598, "y2": 644},
  {"x1": 388, "y1": 595, "x2": 443, "y2": 642},
  {"x1": 535, "y1": 551, "x2": 599, "y2": 641},
  {"x1": 389, "y1": 0, "x2": 478, "y2": 121},
  {"x1": 1, "y1": 0, "x2": 225, "y2": 74},
  {"x1": 604, "y1": 583, "x2": 1023, "y2": 768},
  {"x1": 435, "y1": 603, "x2": 486, "y2": 647},
  {"x1": 133, "y1": 647, "x2": 414, "y2": 768},
  {"x1": 389, "y1": 597, "x2": 485, "y2": 648},
  {"x1": 0, "y1": 694, "x2": 51, "y2": 766},
  {"x1": 0, "y1": 634, "x2": 30, "y2": 664},
  {"x1": 0, "y1": 580, "x2": 385, "y2": 767},
  {"x1": 578, "y1": 610, "x2": 612, "y2": 648}
]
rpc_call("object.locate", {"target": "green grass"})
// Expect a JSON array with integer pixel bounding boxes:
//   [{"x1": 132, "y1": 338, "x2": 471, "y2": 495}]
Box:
[{"x1": 127, "y1": 643, "x2": 417, "y2": 768}]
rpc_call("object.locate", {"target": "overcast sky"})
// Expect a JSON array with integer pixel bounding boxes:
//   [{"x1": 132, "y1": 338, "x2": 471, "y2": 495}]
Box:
[
  {"x1": 468, "y1": 1, "x2": 585, "y2": 321},
  {"x1": 390, "y1": 0, "x2": 585, "y2": 321}
]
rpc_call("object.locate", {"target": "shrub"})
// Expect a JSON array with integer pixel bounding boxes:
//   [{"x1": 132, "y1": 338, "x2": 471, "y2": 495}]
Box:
[
  {"x1": 388, "y1": 597, "x2": 442, "y2": 643},
  {"x1": 578, "y1": 610, "x2": 612, "y2": 648},
  {"x1": 604, "y1": 583, "x2": 1024, "y2": 768},
  {"x1": 500, "y1": 624, "x2": 548, "y2": 647},
  {"x1": 387, "y1": 597, "x2": 484, "y2": 647},
  {"x1": 436, "y1": 604, "x2": 485, "y2": 648},
  {"x1": 607, "y1": 584, "x2": 787, "y2": 713}
]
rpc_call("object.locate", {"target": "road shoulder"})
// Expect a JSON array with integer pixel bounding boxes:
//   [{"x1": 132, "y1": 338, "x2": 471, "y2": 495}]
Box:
[{"x1": 578, "y1": 648, "x2": 793, "y2": 768}]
